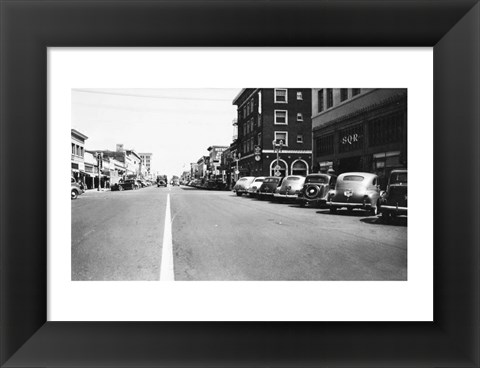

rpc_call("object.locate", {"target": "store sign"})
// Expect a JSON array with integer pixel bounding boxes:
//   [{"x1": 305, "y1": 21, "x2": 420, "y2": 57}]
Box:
[{"x1": 341, "y1": 133, "x2": 362, "y2": 145}]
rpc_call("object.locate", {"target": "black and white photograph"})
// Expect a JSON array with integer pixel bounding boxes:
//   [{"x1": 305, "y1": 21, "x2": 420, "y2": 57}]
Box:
[{"x1": 71, "y1": 88, "x2": 407, "y2": 281}]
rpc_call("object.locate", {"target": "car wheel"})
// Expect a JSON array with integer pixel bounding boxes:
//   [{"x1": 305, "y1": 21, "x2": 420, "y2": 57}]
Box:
[
  {"x1": 236, "y1": 192, "x2": 242, "y2": 196},
  {"x1": 329, "y1": 207, "x2": 336, "y2": 213},
  {"x1": 71, "y1": 189, "x2": 78, "y2": 200}
]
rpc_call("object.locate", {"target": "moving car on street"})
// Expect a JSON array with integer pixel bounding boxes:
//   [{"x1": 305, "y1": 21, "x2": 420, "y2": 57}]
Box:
[
  {"x1": 233, "y1": 176, "x2": 255, "y2": 196},
  {"x1": 379, "y1": 169, "x2": 407, "y2": 222},
  {"x1": 273, "y1": 175, "x2": 306, "y2": 202},
  {"x1": 119, "y1": 179, "x2": 138, "y2": 191},
  {"x1": 297, "y1": 173, "x2": 337, "y2": 207},
  {"x1": 257, "y1": 176, "x2": 284, "y2": 200},
  {"x1": 71, "y1": 177, "x2": 84, "y2": 199},
  {"x1": 246, "y1": 177, "x2": 266, "y2": 197},
  {"x1": 327, "y1": 172, "x2": 381, "y2": 215}
]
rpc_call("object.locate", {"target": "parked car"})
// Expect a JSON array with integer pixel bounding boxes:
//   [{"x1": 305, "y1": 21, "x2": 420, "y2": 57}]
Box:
[
  {"x1": 157, "y1": 179, "x2": 167, "y2": 187},
  {"x1": 297, "y1": 173, "x2": 337, "y2": 207},
  {"x1": 327, "y1": 172, "x2": 381, "y2": 215},
  {"x1": 246, "y1": 177, "x2": 266, "y2": 197},
  {"x1": 171, "y1": 179, "x2": 180, "y2": 186},
  {"x1": 257, "y1": 176, "x2": 284, "y2": 200},
  {"x1": 379, "y1": 169, "x2": 407, "y2": 221},
  {"x1": 119, "y1": 179, "x2": 138, "y2": 191},
  {"x1": 233, "y1": 176, "x2": 255, "y2": 196},
  {"x1": 273, "y1": 175, "x2": 306, "y2": 202},
  {"x1": 71, "y1": 177, "x2": 84, "y2": 199}
]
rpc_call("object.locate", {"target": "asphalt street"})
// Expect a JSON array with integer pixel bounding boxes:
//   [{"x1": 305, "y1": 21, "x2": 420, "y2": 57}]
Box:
[{"x1": 72, "y1": 185, "x2": 407, "y2": 281}]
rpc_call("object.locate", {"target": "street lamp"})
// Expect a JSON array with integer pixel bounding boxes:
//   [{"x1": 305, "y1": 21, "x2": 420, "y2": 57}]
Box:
[
  {"x1": 234, "y1": 152, "x2": 241, "y2": 183},
  {"x1": 272, "y1": 139, "x2": 284, "y2": 176},
  {"x1": 95, "y1": 152, "x2": 103, "y2": 191}
]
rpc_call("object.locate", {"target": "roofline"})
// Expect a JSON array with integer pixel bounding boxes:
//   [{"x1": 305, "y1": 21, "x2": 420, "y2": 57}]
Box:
[
  {"x1": 71, "y1": 129, "x2": 88, "y2": 140},
  {"x1": 232, "y1": 89, "x2": 246, "y2": 105}
]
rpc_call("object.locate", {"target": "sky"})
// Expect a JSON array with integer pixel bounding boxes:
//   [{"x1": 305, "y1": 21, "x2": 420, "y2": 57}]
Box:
[{"x1": 72, "y1": 88, "x2": 239, "y2": 177}]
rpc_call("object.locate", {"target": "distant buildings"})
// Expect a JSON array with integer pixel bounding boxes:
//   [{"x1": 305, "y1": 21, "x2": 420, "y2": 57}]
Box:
[
  {"x1": 139, "y1": 153, "x2": 153, "y2": 177},
  {"x1": 71, "y1": 130, "x2": 153, "y2": 190}
]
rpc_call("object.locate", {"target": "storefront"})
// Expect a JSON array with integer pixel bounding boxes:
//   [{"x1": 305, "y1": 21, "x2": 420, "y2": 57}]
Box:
[{"x1": 313, "y1": 93, "x2": 407, "y2": 188}]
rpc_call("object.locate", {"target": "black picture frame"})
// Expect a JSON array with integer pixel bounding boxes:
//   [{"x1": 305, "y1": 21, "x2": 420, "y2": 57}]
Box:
[{"x1": 1, "y1": 0, "x2": 479, "y2": 367}]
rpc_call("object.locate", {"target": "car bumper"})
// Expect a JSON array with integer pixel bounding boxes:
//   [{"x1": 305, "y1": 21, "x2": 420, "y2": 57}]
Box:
[
  {"x1": 298, "y1": 197, "x2": 325, "y2": 204},
  {"x1": 274, "y1": 193, "x2": 299, "y2": 199},
  {"x1": 328, "y1": 202, "x2": 374, "y2": 209},
  {"x1": 259, "y1": 192, "x2": 274, "y2": 196},
  {"x1": 380, "y1": 205, "x2": 408, "y2": 215}
]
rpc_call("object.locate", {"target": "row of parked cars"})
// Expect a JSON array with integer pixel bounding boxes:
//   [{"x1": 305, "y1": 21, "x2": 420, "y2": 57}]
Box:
[
  {"x1": 110, "y1": 177, "x2": 155, "y2": 191},
  {"x1": 233, "y1": 169, "x2": 407, "y2": 221}
]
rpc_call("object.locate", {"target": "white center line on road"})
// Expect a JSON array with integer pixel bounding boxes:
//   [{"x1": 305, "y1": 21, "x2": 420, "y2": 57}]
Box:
[{"x1": 160, "y1": 193, "x2": 175, "y2": 281}]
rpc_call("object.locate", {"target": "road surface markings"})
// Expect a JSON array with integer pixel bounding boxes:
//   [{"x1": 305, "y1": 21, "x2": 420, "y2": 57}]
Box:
[{"x1": 160, "y1": 193, "x2": 175, "y2": 281}]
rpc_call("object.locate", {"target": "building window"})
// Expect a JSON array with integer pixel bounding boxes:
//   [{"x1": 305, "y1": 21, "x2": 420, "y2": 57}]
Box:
[
  {"x1": 316, "y1": 134, "x2": 334, "y2": 155},
  {"x1": 243, "y1": 124, "x2": 246, "y2": 136},
  {"x1": 297, "y1": 134, "x2": 303, "y2": 143},
  {"x1": 297, "y1": 113, "x2": 303, "y2": 122},
  {"x1": 250, "y1": 99, "x2": 254, "y2": 112},
  {"x1": 352, "y1": 88, "x2": 361, "y2": 96},
  {"x1": 274, "y1": 89, "x2": 288, "y2": 103},
  {"x1": 292, "y1": 160, "x2": 308, "y2": 176},
  {"x1": 246, "y1": 121, "x2": 250, "y2": 134},
  {"x1": 243, "y1": 106, "x2": 247, "y2": 118},
  {"x1": 257, "y1": 132, "x2": 262, "y2": 146},
  {"x1": 369, "y1": 112, "x2": 404, "y2": 147},
  {"x1": 318, "y1": 89, "x2": 324, "y2": 113},
  {"x1": 297, "y1": 91, "x2": 303, "y2": 100},
  {"x1": 340, "y1": 88, "x2": 348, "y2": 102},
  {"x1": 72, "y1": 143, "x2": 75, "y2": 155},
  {"x1": 274, "y1": 131, "x2": 288, "y2": 146},
  {"x1": 250, "y1": 119, "x2": 254, "y2": 131},
  {"x1": 326, "y1": 89, "x2": 333, "y2": 108},
  {"x1": 274, "y1": 110, "x2": 288, "y2": 125}
]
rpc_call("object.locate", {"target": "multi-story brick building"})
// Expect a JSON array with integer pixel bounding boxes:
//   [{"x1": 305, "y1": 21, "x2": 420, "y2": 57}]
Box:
[
  {"x1": 311, "y1": 88, "x2": 407, "y2": 187},
  {"x1": 232, "y1": 88, "x2": 312, "y2": 178}
]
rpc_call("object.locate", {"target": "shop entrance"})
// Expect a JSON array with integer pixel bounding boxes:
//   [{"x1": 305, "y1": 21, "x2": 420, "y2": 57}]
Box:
[{"x1": 338, "y1": 156, "x2": 361, "y2": 174}]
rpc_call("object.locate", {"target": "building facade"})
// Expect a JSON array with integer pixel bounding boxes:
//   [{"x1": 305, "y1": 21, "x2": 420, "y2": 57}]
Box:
[
  {"x1": 207, "y1": 145, "x2": 228, "y2": 179},
  {"x1": 232, "y1": 88, "x2": 313, "y2": 178},
  {"x1": 139, "y1": 153, "x2": 153, "y2": 178},
  {"x1": 311, "y1": 88, "x2": 407, "y2": 187},
  {"x1": 71, "y1": 129, "x2": 88, "y2": 182}
]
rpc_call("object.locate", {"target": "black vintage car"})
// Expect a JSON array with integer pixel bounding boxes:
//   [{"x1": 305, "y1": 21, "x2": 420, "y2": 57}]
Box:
[
  {"x1": 118, "y1": 179, "x2": 138, "y2": 191},
  {"x1": 297, "y1": 173, "x2": 337, "y2": 207},
  {"x1": 379, "y1": 169, "x2": 407, "y2": 221},
  {"x1": 257, "y1": 176, "x2": 283, "y2": 200}
]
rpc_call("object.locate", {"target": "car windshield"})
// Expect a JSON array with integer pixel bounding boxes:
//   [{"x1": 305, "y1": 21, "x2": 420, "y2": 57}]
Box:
[
  {"x1": 264, "y1": 178, "x2": 279, "y2": 183},
  {"x1": 254, "y1": 178, "x2": 264, "y2": 183},
  {"x1": 305, "y1": 176, "x2": 329, "y2": 184},
  {"x1": 238, "y1": 178, "x2": 248, "y2": 182},
  {"x1": 390, "y1": 172, "x2": 407, "y2": 184},
  {"x1": 285, "y1": 177, "x2": 301, "y2": 181},
  {"x1": 343, "y1": 175, "x2": 364, "y2": 182}
]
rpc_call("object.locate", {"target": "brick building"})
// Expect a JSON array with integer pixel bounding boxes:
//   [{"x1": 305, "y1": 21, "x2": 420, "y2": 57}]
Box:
[{"x1": 232, "y1": 88, "x2": 312, "y2": 178}]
